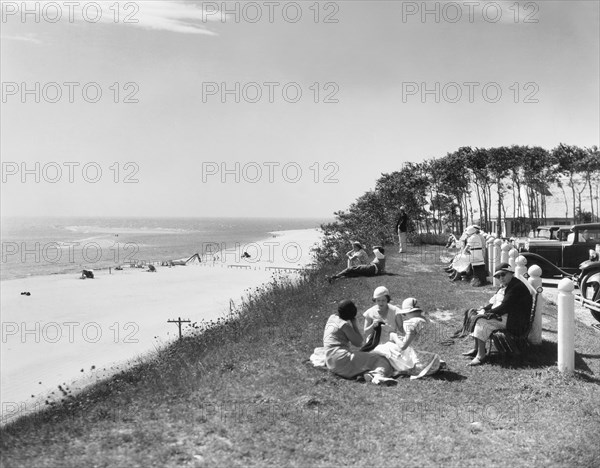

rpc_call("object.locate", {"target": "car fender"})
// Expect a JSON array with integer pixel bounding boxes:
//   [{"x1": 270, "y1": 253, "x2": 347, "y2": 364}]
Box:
[
  {"x1": 579, "y1": 260, "x2": 600, "y2": 275},
  {"x1": 521, "y1": 252, "x2": 573, "y2": 278}
]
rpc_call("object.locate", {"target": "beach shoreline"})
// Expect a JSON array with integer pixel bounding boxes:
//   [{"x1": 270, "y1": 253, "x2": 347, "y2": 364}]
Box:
[{"x1": 1, "y1": 228, "x2": 322, "y2": 423}]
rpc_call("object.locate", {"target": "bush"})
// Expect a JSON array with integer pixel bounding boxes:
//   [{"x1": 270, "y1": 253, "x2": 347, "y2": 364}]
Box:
[{"x1": 408, "y1": 232, "x2": 448, "y2": 246}]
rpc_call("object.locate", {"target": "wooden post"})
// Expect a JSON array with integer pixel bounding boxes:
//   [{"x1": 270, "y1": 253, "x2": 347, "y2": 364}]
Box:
[
  {"x1": 557, "y1": 278, "x2": 575, "y2": 373},
  {"x1": 167, "y1": 317, "x2": 191, "y2": 340},
  {"x1": 527, "y1": 265, "x2": 543, "y2": 345}
]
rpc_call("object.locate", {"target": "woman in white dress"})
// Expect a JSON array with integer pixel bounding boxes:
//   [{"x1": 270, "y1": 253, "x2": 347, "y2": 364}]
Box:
[
  {"x1": 370, "y1": 296, "x2": 443, "y2": 379},
  {"x1": 346, "y1": 241, "x2": 369, "y2": 268},
  {"x1": 363, "y1": 286, "x2": 405, "y2": 345}
]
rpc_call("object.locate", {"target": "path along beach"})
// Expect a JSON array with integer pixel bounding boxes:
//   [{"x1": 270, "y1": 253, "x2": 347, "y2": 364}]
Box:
[{"x1": 1, "y1": 229, "x2": 321, "y2": 420}]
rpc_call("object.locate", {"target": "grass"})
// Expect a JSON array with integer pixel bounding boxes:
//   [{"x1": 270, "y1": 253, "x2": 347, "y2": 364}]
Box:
[{"x1": 1, "y1": 247, "x2": 600, "y2": 468}]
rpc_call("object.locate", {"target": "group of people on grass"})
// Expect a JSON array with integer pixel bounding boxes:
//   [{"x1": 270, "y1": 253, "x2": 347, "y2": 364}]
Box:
[
  {"x1": 316, "y1": 287, "x2": 444, "y2": 385},
  {"x1": 314, "y1": 216, "x2": 535, "y2": 382},
  {"x1": 445, "y1": 224, "x2": 491, "y2": 287},
  {"x1": 317, "y1": 261, "x2": 533, "y2": 384},
  {"x1": 327, "y1": 243, "x2": 386, "y2": 283}
]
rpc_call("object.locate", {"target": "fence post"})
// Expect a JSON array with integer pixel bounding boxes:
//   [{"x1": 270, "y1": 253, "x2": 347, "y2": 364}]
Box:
[
  {"x1": 501, "y1": 242, "x2": 511, "y2": 265},
  {"x1": 493, "y1": 238, "x2": 502, "y2": 286},
  {"x1": 557, "y1": 278, "x2": 575, "y2": 373},
  {"x1": 527, "y1": 265, "x2": 543, "y2": 345},
  {"x1": 515, "y1": 255, "x2": 527, "y2": 279},
  {"x1": 486, "y1": 236, "x2": 495, "y2": 281},
  {"x1": 508, "y1": 248, "x2": 518, "y2": 270}
]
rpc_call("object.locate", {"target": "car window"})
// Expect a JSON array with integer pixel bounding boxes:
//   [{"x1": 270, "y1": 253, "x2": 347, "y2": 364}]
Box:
[{"x1": 580, "y1": 229, "x2": 600, "y2": 243}]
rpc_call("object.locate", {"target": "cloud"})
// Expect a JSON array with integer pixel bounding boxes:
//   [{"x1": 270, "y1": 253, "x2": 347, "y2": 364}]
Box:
[
  {"x1": 9, "y1": 1, "x2": 220, "y2": 36},
  {"x1": 125, "y1": 1, "x2": 221, "y2": 35},
  {"x1": 0, "y1": 34, "x2": 43, "y2": 44}
]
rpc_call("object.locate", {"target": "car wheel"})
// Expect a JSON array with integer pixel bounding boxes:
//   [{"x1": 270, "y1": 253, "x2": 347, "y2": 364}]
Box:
[{"x1": 580, "y1": 272, "x2": 600, "y2": 323}]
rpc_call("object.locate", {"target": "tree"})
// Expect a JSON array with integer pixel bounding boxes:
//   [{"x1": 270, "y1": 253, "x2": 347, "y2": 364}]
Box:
[{"x1": 552, "y1": 143, "x2": 588, "y2": 222}]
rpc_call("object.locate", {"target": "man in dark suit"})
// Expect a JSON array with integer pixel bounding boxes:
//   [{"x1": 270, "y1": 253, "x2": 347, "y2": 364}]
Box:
[
  {"x1": 395, "y1": 207, "x2": 408, "y2": 253},
  {"x1": 464, "y1": 263, "x2": 533, "y2": 366}
]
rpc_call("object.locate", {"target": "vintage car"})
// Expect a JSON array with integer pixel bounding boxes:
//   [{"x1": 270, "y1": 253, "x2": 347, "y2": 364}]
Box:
[
  {"x1": 516, "y1": 225, "x2": 570, "y2": 250},
  {"x1": 521, "y1": 223, "x2": 600, "y2": 275},
  {"x1": 521, "y1": 223, "x2": 600, "y2": 322},
  {"x1": 578, "y1": 255, "x2": 600, "y2": 322}
]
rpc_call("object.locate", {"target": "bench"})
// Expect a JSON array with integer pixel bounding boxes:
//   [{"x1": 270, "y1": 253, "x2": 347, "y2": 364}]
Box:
[{"x1": 489, "y1": 286, "x2": 542, "y2": 358}]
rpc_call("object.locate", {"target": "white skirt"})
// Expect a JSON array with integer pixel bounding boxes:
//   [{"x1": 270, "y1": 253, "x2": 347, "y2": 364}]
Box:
[{"x1": 470, "y1": 315, "x2": 507, "y2": 341}]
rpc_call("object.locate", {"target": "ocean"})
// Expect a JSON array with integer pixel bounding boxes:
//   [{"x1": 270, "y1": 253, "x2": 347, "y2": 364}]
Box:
[{"x1": 0, "y1": 216, "x2": 328, "y2": 281}]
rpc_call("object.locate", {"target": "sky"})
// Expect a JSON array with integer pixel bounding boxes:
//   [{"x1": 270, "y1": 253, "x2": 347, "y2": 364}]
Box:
[{"x1": 1, "y1": 0, "x2": 599, "y2": 218}]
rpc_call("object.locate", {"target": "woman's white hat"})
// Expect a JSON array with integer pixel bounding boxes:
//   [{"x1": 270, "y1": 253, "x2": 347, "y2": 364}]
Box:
[
  {"x1": 400, "y1": 297, "x2": 422, "y2": 314},
  {"x1": 465, "y1": 226, "x2": 477, "y2": 235},
  {"x1": 373, "y1": 286, "x2": 390, "y2": 299}
]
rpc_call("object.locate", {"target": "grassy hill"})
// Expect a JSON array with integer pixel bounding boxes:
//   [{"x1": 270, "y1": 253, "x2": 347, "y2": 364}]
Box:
[{"x1": 1, "y1": 246, "x2": 599, "y2": 467}]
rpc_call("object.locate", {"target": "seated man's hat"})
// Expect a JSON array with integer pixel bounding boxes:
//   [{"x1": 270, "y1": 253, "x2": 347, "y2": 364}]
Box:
[{"x1": 493, "y1": 263, "x2": 514, "y2": 277}]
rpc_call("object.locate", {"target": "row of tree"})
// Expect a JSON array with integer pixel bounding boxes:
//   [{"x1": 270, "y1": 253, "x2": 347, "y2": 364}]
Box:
[{"x1": 316, "y1": 144, "x2": 599, "y2": 263}]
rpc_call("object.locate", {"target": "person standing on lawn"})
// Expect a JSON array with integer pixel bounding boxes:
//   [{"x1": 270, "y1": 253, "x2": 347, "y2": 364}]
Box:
[
  {"x1": 464, "y1": 263, "x2": 532, "y2": 366},
  {"x1": 396, "y1": 207, "x2": 409, "y2": 253}
]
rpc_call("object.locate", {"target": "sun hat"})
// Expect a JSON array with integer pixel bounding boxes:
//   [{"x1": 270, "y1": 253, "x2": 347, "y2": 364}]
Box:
[
  {"x1": 465, "y1": 226, "x2": 477, "y2": 235},
  {"x1": 493, "y1": 263, "x2": 514, "y2": 277},
  {"x1": 352, "y1": 241, "x2": 364, "y2": 249},
  {"x1": 373, "y1": 286, "x2": 390, "y2": 300},
  {"x1": 400, "y1": 297, "x2": 422, "y2": 314}
]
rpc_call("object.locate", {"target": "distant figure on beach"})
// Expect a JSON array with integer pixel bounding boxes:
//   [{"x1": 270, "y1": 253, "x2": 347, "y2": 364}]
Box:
[
  {"x1": 346, "y1": 241, "x2": 369, "y2": 268},
  {"x1": 396, "y1": 206, "x2": 409, "y2": 253},
  {"x1": 80, "y1": 269, "x2": 94, "y2": 279},
  {"x1": 327, "y1": 246, "x2": 386, "y2": 283},
  {"x1": 148, "y1": 264, "x2": 156, "y2": 272}
]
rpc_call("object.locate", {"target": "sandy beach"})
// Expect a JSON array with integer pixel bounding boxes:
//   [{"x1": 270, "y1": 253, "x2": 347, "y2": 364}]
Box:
[{"x1": 1, "y1": 228, "x2": 322, "y2": 420}]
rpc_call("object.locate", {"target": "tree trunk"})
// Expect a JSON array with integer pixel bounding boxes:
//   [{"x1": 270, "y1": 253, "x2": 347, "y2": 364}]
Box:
[{"x1": 497, "y1": 178, "x2": 503, "y2": 237}]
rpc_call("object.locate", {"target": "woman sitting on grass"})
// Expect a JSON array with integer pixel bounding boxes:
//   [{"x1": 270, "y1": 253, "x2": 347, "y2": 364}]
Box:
[
  {"x1": 346, "y1": 241, "x2": 369, "y2": 268},
  {"x1": 323, "y1": 299, "x2": 396, "y2": 385},
  {"x1": 327, "y1": 246, "x2": 386, "y2": 283},
  {"x1": 363, "y1": 286, "x2": 404, "y2": 347},
  {"x1": 371, "y1": 297, "x2": 444, "y2": 379}
]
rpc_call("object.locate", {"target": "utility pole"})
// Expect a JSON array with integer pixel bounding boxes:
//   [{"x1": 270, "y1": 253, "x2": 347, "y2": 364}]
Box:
[{"x1": 167, "y1": 317, "x2": 191, "y2": 339}]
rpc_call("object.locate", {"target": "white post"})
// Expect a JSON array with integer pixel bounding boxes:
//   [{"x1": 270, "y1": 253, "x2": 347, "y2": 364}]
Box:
[
  {"x1": 527, "y1": 265, "x2": 543, "y2": 345},
  {"x1": 493, "y1": 238, "x2": 502, "y2": 286},
  {"x1": 515, "y1": 255, "x2": 527, "y2": 279},
  {"x1": 508, "y1": 248, "x2": 518, "y2": 270},
  {"x1": 501, "y1": 242, "x2": 511, "y2": 265},
  {"x1": 486, "y1": 237, "x2": 495, "y2": 282},
  {"x1": 557, "y1": 278, "x2": 575, "y2": 373}
]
